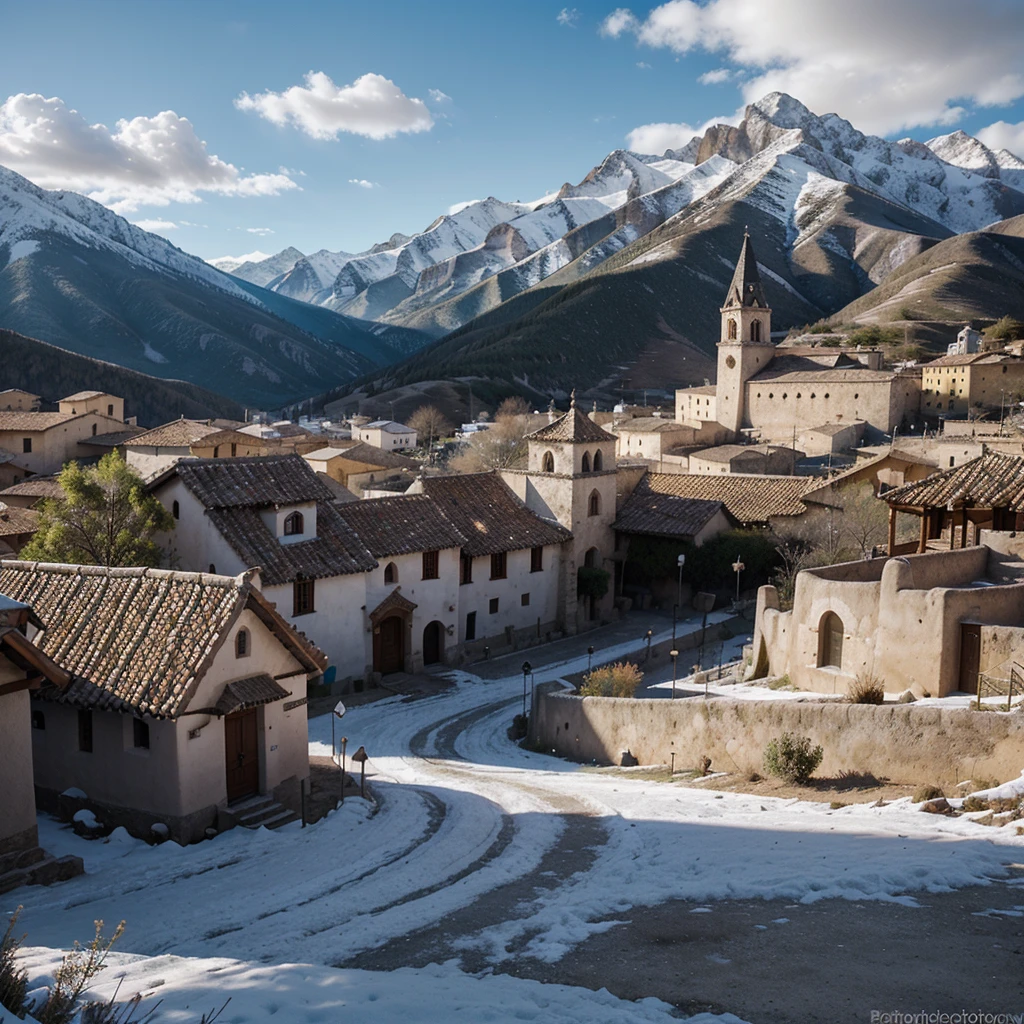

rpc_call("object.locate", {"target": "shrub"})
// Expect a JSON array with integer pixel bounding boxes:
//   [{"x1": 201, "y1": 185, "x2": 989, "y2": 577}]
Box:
[
  {"x1": 580, "y1": 661, "x2": 643, "y2": 698},
  {"x1": 36, "y1": 919, "x2": 125, "y2": 1024},
  {"x1": 912, "y1": 785, "x2": 944, "y2": 803},
  {"x1": 848, "y1": 674, "x2": 885, "y2": 705},
  {"x1": 576, "y1": 566, "x2": 610, "y2": 600},
  {"x1": 763, "y1": 733, "x2": 824, "y2": 784},
  {"x1": 0, "y1": 907, "x2": 28, "y2": 1017}
]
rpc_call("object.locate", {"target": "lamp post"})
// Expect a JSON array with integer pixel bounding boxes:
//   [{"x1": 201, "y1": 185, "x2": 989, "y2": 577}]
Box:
[
  {"x1": 732, "y1": 556, "x2": 745, "y2": 605},
  {"x1": 645, "y1": 629, "x2": 653, "y2": 662},
  {"x1": 587, "y1": 645, "x2": 594, "y2": 673},
  {"x1": 676, "y1": 553, "x2": 686, "y2": 612},
  {"x1": 521, "y1": 661, "x2": 532, "y2": 718},
  {"x1": 670, "y1": 649, "x2": 679, "y2": 700}
]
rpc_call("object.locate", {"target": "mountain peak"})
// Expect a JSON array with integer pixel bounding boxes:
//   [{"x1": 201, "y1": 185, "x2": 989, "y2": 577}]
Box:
[
  {"x1": 746, "y1": 92, "x2": 813, "y2": 129},
  {"x1": 926, "y1": 130, "x2": 1000, "y2": 178}
]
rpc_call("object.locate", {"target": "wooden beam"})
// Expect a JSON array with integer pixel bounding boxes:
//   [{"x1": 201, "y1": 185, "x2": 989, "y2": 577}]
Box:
[
  {"x1": 888, "y1": 506, "x2": 897, "y2": 555},
  {"x1": 919, "y1": 512, "x2": 928, "y2": 554},
  {"x1": 0, "y1": 676, "x2": 35, "y2": 697}
]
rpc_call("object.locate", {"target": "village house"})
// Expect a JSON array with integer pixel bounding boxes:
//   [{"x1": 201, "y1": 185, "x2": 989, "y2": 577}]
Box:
[
  {"x1": 333, "y1": 495, "x2": 466, "y2": 673},
  {"x1": 0, "y1": 592, "x2": 83, "y2": 893},
  {"x1": 0, "y1": 389, "x2": 40, "y2": 412},
  {"x1": 0, "y1": 477, "x2": 63, "y2": 509},
  {"x1": 686, "y1": 443, "x2": 802, "y2": 476},
  {"x1": 357, "y1": 419, "x2": 418, "y2": 451},
  {"x1": 612, "y1": 416, "x2": 716, "y2": 464},
  {"x1": 919, "y1": 351, "x2": 1024, "y2": 420},
  {"x1": 122, "y1": 418, "x2": 223, "y2": 479},
  {"x1": 150, "y1": 454, "x2": 377, "y2": 677},
  {"x1": 0, "y1": 504, "x2": 40, "y2": 556},
  {"x1": 0, "y1": 561, "x2": 326, "y2": 844},
  {"x1": 302, "y1": 442, "x2": 419, "y2": 497}
]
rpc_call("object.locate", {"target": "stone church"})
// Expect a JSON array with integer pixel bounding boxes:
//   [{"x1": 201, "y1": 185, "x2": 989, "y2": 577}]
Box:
[{"x1": 675, "y1": 233, "x2": 921, "y2": 445}]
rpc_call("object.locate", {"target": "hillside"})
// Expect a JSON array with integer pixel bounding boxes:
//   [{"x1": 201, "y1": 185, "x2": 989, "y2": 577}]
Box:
[
  {"x1": 834, "y1": 215, "x2": 1024, "y2": 325},
  {"x1": 0, "y1": 165, "x2": 430, "y2": 409},
  {"x1": 0, "y1": 328, "x2": 244, "y2": 425}
]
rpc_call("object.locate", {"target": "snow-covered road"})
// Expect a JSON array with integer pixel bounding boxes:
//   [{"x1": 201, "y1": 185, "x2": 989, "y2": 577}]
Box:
[{"x1": 9, "y1": 639, "x2": 1024, "y2": 1022}]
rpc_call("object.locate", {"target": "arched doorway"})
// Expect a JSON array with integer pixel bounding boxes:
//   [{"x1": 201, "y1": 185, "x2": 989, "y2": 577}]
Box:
[
  {"x1": 376, "y1": 615, "x2": 405, "y2": 674},
  {"x1": 423, "y1": 621, "x2": 444, "y2": 665},
  {"x1": 817, "y1": 611, "x2": 844, "y2": 669}
]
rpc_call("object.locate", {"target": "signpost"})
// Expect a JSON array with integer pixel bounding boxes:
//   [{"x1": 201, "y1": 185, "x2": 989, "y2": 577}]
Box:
[
  {"x1": 333, "y1": 701, "x2": 347, "y2": 805},
  {"x1": 351, "y1": 745, "x2": 368, "y2": 799}
]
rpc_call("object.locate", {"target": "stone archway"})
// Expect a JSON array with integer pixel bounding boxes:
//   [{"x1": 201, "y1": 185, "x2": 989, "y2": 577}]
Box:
[
  {"x1": 369, "y1": 589, "x2": 417, "y2": 675},
  {"x1": 423, "y1": 620, "x2": 444, "y2": 666}
]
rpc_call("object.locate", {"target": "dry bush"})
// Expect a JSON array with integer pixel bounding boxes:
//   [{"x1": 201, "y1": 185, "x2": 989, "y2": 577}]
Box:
[
  {"x1": 912, "y1": 785, "x2": 944, "y2": 803},
  {"x1": 36, "y1": 919, "x2": 125, "y2": 1024},
  {"x1": 580, "y1": 661, "x2": 643, "y2": 698},
  {"x1": 848, "y1": 674, "x2": 885, "y2": 705},
  {"x1": 0, "y1": 906, "x2": 28, "y2": 1017},
  {"x1": 763, "y1": 733, "x2": 824, "y2": 784}
]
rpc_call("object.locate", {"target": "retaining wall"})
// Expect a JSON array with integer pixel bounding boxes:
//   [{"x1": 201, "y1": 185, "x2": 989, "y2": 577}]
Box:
[{"x1": 530, "y1": 691, "x2": 1024, "y2": 786}]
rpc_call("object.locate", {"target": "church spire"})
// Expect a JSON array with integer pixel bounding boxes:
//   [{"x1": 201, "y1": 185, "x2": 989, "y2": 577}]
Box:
[{"x1": 723, "y1": 231, "x2": 768, "y2": 311}]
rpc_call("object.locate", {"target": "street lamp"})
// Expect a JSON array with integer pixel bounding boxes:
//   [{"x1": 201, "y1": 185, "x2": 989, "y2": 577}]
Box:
[
  {"x1": 732, "y1": 555, "x2": 745, "y2": 605},
  {"x1": 645, "y1": 628, "x2": 653, "y2": 662},
  {"x1": 670, "y1": 648, "x2": 679, "y2": 700},
  {"x1": 521, "y1": 661, "x2": 532, "y2": 718},
  {"x1": 676, "y1": 553, "x2": 686, "y2": 611},
  {"x1": 587, "y1": 645, "x2": 595, "y2": 673}
]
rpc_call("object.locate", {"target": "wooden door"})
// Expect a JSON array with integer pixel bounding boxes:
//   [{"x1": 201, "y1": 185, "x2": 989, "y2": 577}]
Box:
[
  {"x1": 225, "y1": 708, "x2": 259, "y2": 803},
  {"x1": 423, "y1": 621, "x2": 442, "y2": 665},
  {"x1": 959, "y1": 624, "x2": 981, "y2": 695},
  {"x1": 378, "y1": 615, "x2": 405, "y2": 674}
]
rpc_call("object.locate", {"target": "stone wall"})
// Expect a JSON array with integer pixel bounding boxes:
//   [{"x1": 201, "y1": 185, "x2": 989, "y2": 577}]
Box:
[{"x1": 530, "y1": 690, "x2": 1024, "y2": 787}]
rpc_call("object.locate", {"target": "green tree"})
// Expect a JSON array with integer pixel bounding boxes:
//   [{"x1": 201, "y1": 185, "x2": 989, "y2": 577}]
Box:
[{"x1": 21, "y1": 451, "x2": 174, "y2": 567}]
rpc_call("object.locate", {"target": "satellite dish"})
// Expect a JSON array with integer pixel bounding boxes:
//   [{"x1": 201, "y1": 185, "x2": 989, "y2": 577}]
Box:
[{"x1": 333, "y1": 701, "x2": 347, "y2": 719}]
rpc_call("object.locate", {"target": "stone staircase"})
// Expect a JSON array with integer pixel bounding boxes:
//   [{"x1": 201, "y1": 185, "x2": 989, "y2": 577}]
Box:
[
  {"x1": 0, "y1": 844, "x2": 83, "y2": 895},
  {"x1": 225, "y1": 794, "x2": 300, "y2": 831}
]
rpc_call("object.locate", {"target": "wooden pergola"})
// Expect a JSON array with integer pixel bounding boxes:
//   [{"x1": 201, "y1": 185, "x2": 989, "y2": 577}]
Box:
[{"x1": 883, "y1": 452, "x2": 1024, "y2": 554}]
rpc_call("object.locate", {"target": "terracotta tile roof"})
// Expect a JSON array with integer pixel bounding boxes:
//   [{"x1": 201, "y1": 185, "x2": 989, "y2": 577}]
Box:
[
  {"x1": 62, "y1": 390, "x2": 107, "y2": 401},
  {"x1": 751, "y1": 358, "x2": 895, "y2": 383},
  {"x1": 922, "y1": 352, "x2": 991, "y2": 367},
  {"x1": 693, "y1": 444, "x2": 793, "y2": 464},
  {"x1": 0, "y1": 505, "x2": 39, "y2": 538},
  {"x1": 315, "y1": 473, "x2": 360, "y2": 503},
  {"x1": 316, "y1": 442, "x2": 420, "y2": 471},
  {"x1": 614, "y1": 489, "x2": 729, "y2": 540},
  {"x1": 613, "y1": 417, "x2": 689, "y2": 432},
  {"x1": 80, "y1": 427, "x2": 148, "y2": 447},
  {"x1": 206, "y1": 503, "x2": 376, "y2": 584},
  {"x1": 214, "y1": 674, "x2": 291, "y2": 716},
  {"x1": 364, "y1": 420, "x2": 416, "y2": 433},
  {"x1": 527, "y1": 404, "x2": 616, "y2": 444},
  {"x1": 637, "y1": 473, "x2": 811, "y2": 526},
  {"x1": 174, "y1": 454, "x2": 335, "y2": 507},
  {"x1": 883, "y1": 452, "x2": 1024, "y2": 510},
  {"x1": 421, "y1": 473, "x2": 572, "y2": 556},
  {"x1": 0, "y1": 478, "x2": 63, "y2": 501},
  {"x1": 678, "y1": 385, "x2": 717, "y2": 396},
  {"x1": 0, "y1": 563, "x2": 325, "y2": 717},
  {"x1": 805, "y1": 422, "x2": 862, "y2": 436},
  {"x1": 335, "y1": 495, "x2": 467, "y2": 557},
  {"x1": 191, "y1": 429, "x2": 262, "y2": 448},
  {"x1": 0, "y1": 411, "x2": 77, "y2": 431},
  {"x1": 127, "y1": 418, "x2": 221, "y2": 448}
]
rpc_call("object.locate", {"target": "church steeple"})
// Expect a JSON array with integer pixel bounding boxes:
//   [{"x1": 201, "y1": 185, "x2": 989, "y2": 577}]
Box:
[{"x1": 722, "y1": 230, "x2": 769, "y2": 311}]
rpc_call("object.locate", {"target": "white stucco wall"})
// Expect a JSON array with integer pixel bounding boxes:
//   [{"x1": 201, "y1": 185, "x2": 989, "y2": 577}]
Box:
[{"x1": 0, "y1": 681, "x2": 37, "y2": 848}]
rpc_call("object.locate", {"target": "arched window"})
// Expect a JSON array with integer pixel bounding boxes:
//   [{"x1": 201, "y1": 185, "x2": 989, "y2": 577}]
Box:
[
  {"x1": 751, "y1": 319, "x2": 762, "y2": 343},
  {"x1": 208, "y1": 564, "x2": 216, "y2": 574},
  {"x1": 818, "y1": 612, "x2": 844, "y2": 669},
  {"x1": 284, "y1": 511, "x2": 304, "y2": 536},
  {"x1": 588, "y1": 490, "x2": 601, "y2": 517},
  {"x1": 172, "y1": 500, "x2": 180, "y2": 520},
  {"x1": 581, "y1": 452, "x2": 591, "y2": 474},
  {"x1": 91, "y1": 423, "x2": 97, "y2": 436},
  {"x1": 727, "y1": 318, "x2": 737, "y2": 340},
  {"x1": 235, "y1": 628, "x2": 250, "y2": 659},
  {"x1": 593, "y1": 449, "x2": 603, "y2": 472},
  {"x1": 584, "y1": 546, "x2": 600, "y2": 568},
  {"x1": 384, "y1": 562, "x2": 397, "y2": 584},
  {"x1": 542, "y1": 451, "x2": 555, "y2": 473}
]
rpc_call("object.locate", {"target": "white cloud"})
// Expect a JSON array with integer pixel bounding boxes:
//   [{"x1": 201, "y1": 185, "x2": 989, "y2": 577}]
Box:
[
  {"x1": 605, "y1": 0, "x2": 1024, "y2": 137},
  {"x1": 557, "y1": 7, "x2": 581, "y2": 26},
  {"x1": 236, "y1": 71, "x2": 433, "y2": 141},
  {"x1": 428, "y1": 89, "x2": 452, "y2": 104},
  {"x1": 698, "y1": 67, "x2": 731, "y2": 85},
  {"x1": 132, "y1": 218, "x2": 177, "y2": 232},
  {"x1": 448, "y1": 199, "x2": 481, "y2": 215},
  {"x1": 348, "y1": 178, "x2": 379, "y2": 189},
  {"x1": 977, "y1": 120, "x2": 1024, "y2": 158},
  {"x1": 600, "y1": 8, "x2": 639, "y2": 36},
  {"x1": 0, "y1": 93, "x2": 297, "y2": 213},
  {"x1": 626, "y1": 113, "x2": 734, "y2": 154},
  {"x1": 246, "y1": 226, "x2": 274, "y2": 235},
  {"x1": 636, "y1": 61, "x2": 652, "y2": 70}
]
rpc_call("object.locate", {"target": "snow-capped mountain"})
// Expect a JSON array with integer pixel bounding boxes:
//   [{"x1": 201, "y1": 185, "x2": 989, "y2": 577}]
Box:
[
  {"x1": 228, "y1": 94, "x2": 1024, "y2": 342},
  {"x1": 0, "y1": 165, "x2": 429, "y2": 407},
  {"x1": 208, "y1": 249, "x2": 273, "y2": 274}
]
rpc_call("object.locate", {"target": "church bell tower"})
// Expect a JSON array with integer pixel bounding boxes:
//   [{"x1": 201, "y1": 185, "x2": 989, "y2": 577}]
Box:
[{"x1": 716, "y1": 231, "x2": 773, "y2": 436}]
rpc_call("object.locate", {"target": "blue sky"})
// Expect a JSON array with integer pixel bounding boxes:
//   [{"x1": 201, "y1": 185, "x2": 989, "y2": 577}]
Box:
[{"x1": 2, "y1": 0, "x2": 1023, "y2": 262}]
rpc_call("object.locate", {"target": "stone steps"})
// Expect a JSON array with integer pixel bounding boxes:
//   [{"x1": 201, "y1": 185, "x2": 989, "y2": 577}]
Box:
[
  {"x1": 0, "y1": 851, "x2": 83, "y2": 895},
  {"x1": 227, "y1": 795, "x2": 299, "y2": 831}
]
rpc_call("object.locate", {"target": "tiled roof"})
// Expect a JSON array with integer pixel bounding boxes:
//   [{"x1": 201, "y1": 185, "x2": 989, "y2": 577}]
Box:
[
  {"x1": 0, "y1": 411, "x2": 77, "y2": 431},
  {"x1": 922, "y1": 353, "x2": 991, "y2": 368},
  {"x1": 0, "y1": 447, "x2": 16, "y2": 465},
  {"x1": 127, "y1": 418, "x2": 220, "y2": 448},
  {"x1": 207, "y1": 503, "x2": 377, "y2": 584},
  {"x1": 316, "y1": 442, "x2": 420, "y2": 471},
  {"x1": 174, "y1": 454, "x2": 335, "y2": 508},
  {"x1": 315, "y1": 473, "x2": 360, "y2": 503},
  {"x1": 805, "y1": 422, "x2": 861, "y2": 436},
  {"x1": 335, "y1": 495, "x2": 467, "y2": 557},
  {"x1": 527, "y1": 401, "x2": 616, "y2": 444},
  {"x1": 884, "y1": 452, "x2": 1024, "y2": 510},
  {"x1": 188, "y1": 428, "x2": 259, "y2": 448},
  {"x1": 0, "y1": 505, "x2": 40, "y2": 538},
  {"x1": 80, "y1": 427, "x2": 148, "y2": 447},
  {"x1": 214, "y1": 674, "x2": 291, "y2": 716},
  {"x1": 751, "y1": 358, "x2": 895, "y2": 383},
  {"x1": 614, "y1": 489, "x2": 728, "y2": 540},
  {"x1": 62, "y1": 390, "x2": 107, "y2": 401},
  {"x1": 364, "y1": 420, "x2": 416, "y2": 433},
  {"x1": 637, "y1": 473, "x2": 811, "y2": 526},
  {"x1": 0, "y1": 478, "x2": 63, "y2": 501},
  {"x1": 421, "y1": 473, "x2": 572, "y2": 556},
  {"x1": 678, "y1": 385, "x2": 717, "y2": 397},
  {"x1": 0, "y1": 563, "x2": 325, "y2": 718},
  {"x1": 614, "y1": 417, "x2": 688, "y2": 432},
  {"x1": 693, "y1": 444, "x2": 792, "y2": 464}
]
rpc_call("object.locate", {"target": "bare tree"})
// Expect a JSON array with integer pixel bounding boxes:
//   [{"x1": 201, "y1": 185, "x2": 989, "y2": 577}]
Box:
[
  {"x1": 406, "y1": 405, "x2": 454, "y2": 454},
  {"x1": 836, "y1": 482, "x2": 890, "y2": 557},
  {"x1": 449, "y1": 401, "x2": 533, "y2": 473}
]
